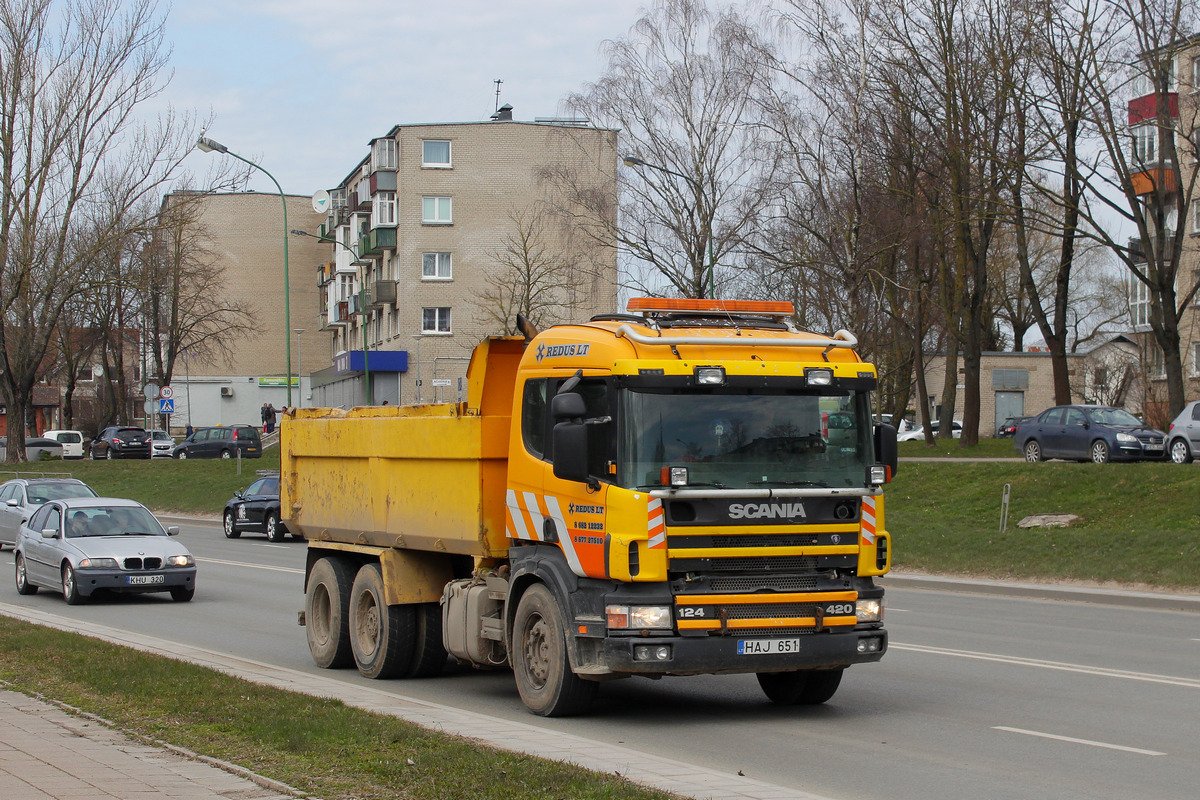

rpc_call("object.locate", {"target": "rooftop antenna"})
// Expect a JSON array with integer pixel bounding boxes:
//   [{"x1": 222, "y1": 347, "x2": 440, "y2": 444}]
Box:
[{"x1": 494, "y1": 78, "x2": 503, "y2": 112}]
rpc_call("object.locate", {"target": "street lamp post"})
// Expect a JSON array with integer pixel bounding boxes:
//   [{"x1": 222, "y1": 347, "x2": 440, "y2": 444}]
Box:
[
  {"x1": 622, "y1": 155, "x2": 716, "y2": 299},
  {"x1": 294, "y1": 329, "x2": 305, "y2": 408},
  {"x1": 196, "y1": 134, "x2": 293, "y2": 407},
  {"x1": 291, "y1": 229, "x2": 371, "y2": 405}
]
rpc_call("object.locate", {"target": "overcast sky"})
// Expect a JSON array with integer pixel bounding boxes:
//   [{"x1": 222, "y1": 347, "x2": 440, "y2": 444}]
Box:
[{"x1": 169, "y1": 0, "x2": 651, "y2": 198}]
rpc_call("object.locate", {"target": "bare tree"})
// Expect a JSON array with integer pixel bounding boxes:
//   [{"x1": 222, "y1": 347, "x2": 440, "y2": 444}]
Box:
[
  {"x1": 0, "y1": 0, "x2": 204, "y2": 461},
  {"x1": 566, "y1": 0, "x2": 772, "y2": 298}
]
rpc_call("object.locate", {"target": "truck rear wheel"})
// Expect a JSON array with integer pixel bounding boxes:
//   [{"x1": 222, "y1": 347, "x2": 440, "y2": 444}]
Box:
[
  {"x1": 511, "y1": 584, "x2": 597, "y2": 717},
  {"x1": 757, "y1": 668, "x2": 844, "y2": 705},
  {"x1": 406, "y1": 602, "x2": 448, "y2": 678},
  {"x1": 306, "y1": 557, "x2": 355, "y2": 669},
  {"x1": 349, "y1": 564, "x2": 415, "y2": 679}
]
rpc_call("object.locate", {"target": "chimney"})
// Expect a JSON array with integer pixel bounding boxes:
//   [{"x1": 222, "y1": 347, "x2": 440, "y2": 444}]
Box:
[{"x1": 491, "y1": 103, "x2": 513, "y2": 121}]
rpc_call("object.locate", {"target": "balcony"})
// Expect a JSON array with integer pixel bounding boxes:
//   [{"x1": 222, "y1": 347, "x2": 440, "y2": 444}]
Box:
[
  {"x1": 370, "y1": 170, "x2": 397, "y2": 193},
  {"x1": 358, "y1": 226, "x2": 397, "y2": 258},
  {"x1": 1130, "y1": 159, "x2": 1176, "y2": 195},
  {"x1": 1127, "y1": 235, "x2": 1176, "y2": 263},
  {"x1": 349, "y1": 292, "x2": 375, "y2": 316},
  {"x1": 336, "y1": 300, "x2": 350, "y2": 323},
  {"x1": 372, "y1": 279, "x2": 397, "y2": 307},
  {"x1": 1128, "y1": 92, "x2": 1178, "y2": 125}
]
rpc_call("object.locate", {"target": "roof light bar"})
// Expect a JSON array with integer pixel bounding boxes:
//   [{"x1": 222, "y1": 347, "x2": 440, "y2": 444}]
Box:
[{"x1": 627, "y1": 297, "x2": 794, "y2": 316}]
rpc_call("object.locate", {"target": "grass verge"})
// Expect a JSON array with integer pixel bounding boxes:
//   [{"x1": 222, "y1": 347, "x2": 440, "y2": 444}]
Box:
[
  {"x1": 0, "y1": 616, "x2": 677, "y2": 800},
  {"x1": 887, "y1": 460, "x2": 1200, "y2": 588},
  {"x1": 0, "y1": 449, "x2": 281, "y2": 516}
]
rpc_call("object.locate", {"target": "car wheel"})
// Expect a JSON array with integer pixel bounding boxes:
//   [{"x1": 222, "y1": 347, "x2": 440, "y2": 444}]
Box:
[
  {"x1": 1023, "y1": 440, "x2": 1043, "y2": 463},
  {"x1": 1170, "y1": 438, "x2": 1192, "y2": 464},
  {"x1": 90, "y1": 448, "x2": 99, "y2": 460},
  {"x1": 106, "y1": 448, "x2": 114, "y2": 460},
  {"x1": 15, "y1": 555, "x2": 38, "y2": 595},
  {"x1": 223, "y1": 510, "x2": 241, "y2": 539},
  {"x1": 62, "y1": 563, "x2": 86, "y2": 605},
  {"x1": 265, "y1": 512, "x2": 285, "y2": 542},
  {"x1": 170, "y1": 586, "x2": 195, "y2": 602},
  {"x1": 511, "y1": 583, "x2": 597, "y2": 716},
  {"x1": 1090, "y1": 440, "x2": 1110, "y2": 464},
  {"x1": 757, "y1": 668, "x2": 844, "y2": 705},
  {"x1": 220, "y1": 449, "x2": 232, "y2": 459},
  {"x1": 176, "y1": 450, "x2": 188, "y2": 459}
]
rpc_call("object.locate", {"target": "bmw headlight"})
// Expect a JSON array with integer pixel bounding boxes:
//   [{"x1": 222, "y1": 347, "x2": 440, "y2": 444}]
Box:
[
  {"x1": 1116, "y1": 433, "x2": 1137, "y2": 443},
  {"x1": 166, "y1": 554, "x2": 194, "y2": 567},
  {"x1": 78, "y1": 557, "x2": 119, "y2": 569}
]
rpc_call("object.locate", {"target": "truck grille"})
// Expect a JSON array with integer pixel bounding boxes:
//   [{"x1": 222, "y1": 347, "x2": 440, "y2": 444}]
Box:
[
  {"x1": 724, "y1": 602, "x2": 822, "y2": 619},
  {"x1": 709, "y1": 533, "x2": 820, "y2": 548},
  {"x1": 708, "y1": 575, "x2": 819, "y2": 592},
  {"x1": 707, "y1": 555, "x2": 821, "y2": 572}
]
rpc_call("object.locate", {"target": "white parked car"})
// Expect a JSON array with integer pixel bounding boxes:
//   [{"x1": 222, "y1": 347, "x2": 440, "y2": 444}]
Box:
[
  {"x1": 897, "y1": 420, "x2": 963, "y2": 442},
  {"x1": 40, "y1": 430, "x2": 86, "y2": 459},
  {"x1": 149, "y1": 429, "x2": 175, "y2": 458}
]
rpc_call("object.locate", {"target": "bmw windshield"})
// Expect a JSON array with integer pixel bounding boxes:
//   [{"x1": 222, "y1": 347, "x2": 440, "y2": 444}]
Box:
[{"x1": 619, "y1": 389, "x2": 875, "y2": 490}]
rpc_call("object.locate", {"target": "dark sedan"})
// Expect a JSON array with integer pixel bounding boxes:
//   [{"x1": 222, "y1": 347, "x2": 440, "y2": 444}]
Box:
[
  {"x1": 223, "y1": 475, "x2": 295, "y2": 542},
  {"x1": 995, "y1": 415, "x2": 1032, "y2": 438},
  {"x1": 90, "y1": 426, "x2": 152, "y2": 459},
  {"x1": 1014, "y1": 405, "x2": 1166, "y2": 463}
]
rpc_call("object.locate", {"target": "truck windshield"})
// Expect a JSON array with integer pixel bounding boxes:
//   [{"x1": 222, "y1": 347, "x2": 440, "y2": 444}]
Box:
[{"x1": 619, "y1": 389, "x2": 874, "y2": 490}]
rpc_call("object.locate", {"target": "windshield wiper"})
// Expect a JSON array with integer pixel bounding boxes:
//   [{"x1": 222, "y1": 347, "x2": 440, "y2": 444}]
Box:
[
  {"x1": 750, "y1": 479, "x2": 831, "y2": 488},
  {"x1": 635, "y1": 481, "x2": 730, "y2": 490}
]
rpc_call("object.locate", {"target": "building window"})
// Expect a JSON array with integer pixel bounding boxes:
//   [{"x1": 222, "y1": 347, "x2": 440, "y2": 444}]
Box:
[
  {"x1": 1193, "y1": 343, "x2": 1200, "y2": 376},
  {"x1": 422, "y1": 252, "x2": 452, "y2": 280},
  {"x1": 372, "y1": 191, "x2": 396, "y2": 227},
  {"x1": 422, "y1": 140, "x2": 451, "y2": 167},
  {"x1": 1129, "y1": 277, "x2": 1150, "y2": 327},
  {"x1": 76, "y1": 365, "x2": 94, "y2": 382},
  {"x1": 422, "y1": 196, "x2": 452, "y2": 225},
  {"x1": 372, "y1": 138, "x2": 397, "y2": 171},
  {"x1": 422, "y1": 307, "x2": 452, "y2": 334},
  {"x1": 1132, "y1": 123, "x2": 1157, "y2": 164}
]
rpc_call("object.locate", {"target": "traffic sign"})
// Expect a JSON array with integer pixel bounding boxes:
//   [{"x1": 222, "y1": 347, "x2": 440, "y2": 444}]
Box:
[
  {"x1": 143, "y1": 382, "x2": 160, "y2": 400},
  {"x1": 158, "y1": 398, "x2": 175, "y2": 414},
  {"x1": 431, "y1": 378, "x2": 452, "y2": 387},
  {"x1": 142, "y1": 400, "x2": 156, "y2": 415},
  {"x1": 160, "y1": 385, "x2": 173, "y2": 399}
]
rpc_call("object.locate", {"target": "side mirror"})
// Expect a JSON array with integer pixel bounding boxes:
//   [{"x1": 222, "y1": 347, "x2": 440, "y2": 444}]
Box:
[
  {"x1": 5, "y1": 499, "x2": 18, "y2": 508},
  {"x1": 166, "y1": 526, "x2": 180, "y2": 536},
  {"x1": 40, "y1": 528, "x2": 57, "y2": 539},
  {"x1": 874, "y1": 423, "x2": 898, "y2": 478},
  {"x1": 551, "y1": 392, "x2": 586, "y2": 419},
  {"x1": 552, "y1": 420, "x2": 591, "y2": 485}
]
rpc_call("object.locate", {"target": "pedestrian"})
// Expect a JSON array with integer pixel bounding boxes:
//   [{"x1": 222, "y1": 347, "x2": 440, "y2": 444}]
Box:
[
  {"x1": 185, "y1": 423, "x2": 194, "y2": 438},
  {"x1": 260, "y1": 403, "x2": 269, "y2": 433},
  {"x1": 266, "y1": 403, "x2": 277, "y2": 434}
]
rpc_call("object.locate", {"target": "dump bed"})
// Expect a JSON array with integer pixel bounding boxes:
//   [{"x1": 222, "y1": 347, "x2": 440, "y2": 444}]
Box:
[{"x1": 280, "y1": 337, "x2": 525, "y2": 557}]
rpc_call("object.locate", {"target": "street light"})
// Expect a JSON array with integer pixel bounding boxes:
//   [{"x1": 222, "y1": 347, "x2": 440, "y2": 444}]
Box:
[
  {"x1": 291, "y1": 228, "x2": 371, "y2": 405},
  {"x1": 197, "y1": 133, "x2": 293, "y2": 406},
  {"x1": 294, "y1": 329, "x2": 305, "y2": 408},
  {"x1": 622, "y1": 155, "x2": 716, "y2": 299}
]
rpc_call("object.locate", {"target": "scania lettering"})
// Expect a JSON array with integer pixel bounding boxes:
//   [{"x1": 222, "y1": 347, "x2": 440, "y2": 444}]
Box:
[{"x1": 284, "y1": 298, "x2": 897, "y2": 717}]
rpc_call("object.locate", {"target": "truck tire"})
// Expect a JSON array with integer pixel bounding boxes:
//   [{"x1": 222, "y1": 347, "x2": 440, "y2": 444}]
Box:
[
  {"x1": 306, "y1": 557, "x2": 355, "y2": 669},
  {"x1": 406, "y1": 602, "x2": 448, "y2": 678},
  {"x1": 757, "y1": 668, "x2": 844, "y2": 705},
  {"x1": 511, "y1": 583, "x2": 597, "y2": 717},
  {"x1": 349, "y1": 564, "x2": 416, "y2": 679}
]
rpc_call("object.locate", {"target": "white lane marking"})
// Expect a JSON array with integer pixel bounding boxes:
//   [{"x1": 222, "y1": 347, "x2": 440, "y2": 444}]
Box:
[
  {"x1": 255, "y1": 544, "x2": 289, "y2": 550},
  {"x1": 892, "y1": 643, "x2": 1200, "y2": 689},
  {"x1": 993, "y1": 727, "x2": 1166, "y2": 756},
  {"x1": 195, "y1": 557, "x2": 302, "y2": 574}
]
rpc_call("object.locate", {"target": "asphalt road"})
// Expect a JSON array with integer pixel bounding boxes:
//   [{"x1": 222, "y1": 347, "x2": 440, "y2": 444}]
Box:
[{"x1": 2, "y1": 518, "x2": 1198, "y2": 800}]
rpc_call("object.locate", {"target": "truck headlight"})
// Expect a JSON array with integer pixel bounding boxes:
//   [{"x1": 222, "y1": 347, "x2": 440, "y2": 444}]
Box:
[
  {"x1": 856, "y1": 598, "x2": 883, "y2": 623},
  {"x1": 607, "y1": 604, "x2": 672, "y2": 629}
]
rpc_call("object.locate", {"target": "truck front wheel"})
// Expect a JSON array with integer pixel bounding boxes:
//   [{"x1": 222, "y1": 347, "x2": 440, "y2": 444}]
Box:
[
  {"x1": 349, "y1": 564, "x2": 415, "y2": 679},
  {"x1": 757, "y1": 668, "x2": 844, "y2": 705},
  {"x1": 511, "y1": 584, "x2": 597, "y2": 717},
  {"x1": 306, "y1": 557, "x2": 355, "y2": 669}
]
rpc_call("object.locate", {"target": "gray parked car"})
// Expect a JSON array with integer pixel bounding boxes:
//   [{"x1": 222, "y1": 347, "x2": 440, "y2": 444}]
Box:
[
  {"x1": 14, "y1": 497, "x2": 196, "y2": 604},
  {"x1": 0, "y1": 477, "x2": 97, "y2": 549},
  {"x1": 1166, "y1": 400, "x2": 1200, "y2": 463}
]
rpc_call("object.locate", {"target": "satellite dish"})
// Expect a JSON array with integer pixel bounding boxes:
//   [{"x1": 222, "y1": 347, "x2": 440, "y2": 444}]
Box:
[{"x1": 312, "y1": 189, "x2": 331, "y2": 214}]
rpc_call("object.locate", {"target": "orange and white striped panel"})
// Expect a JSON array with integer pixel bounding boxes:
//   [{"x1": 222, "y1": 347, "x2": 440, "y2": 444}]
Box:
[
  {"x1": 505, "y1": 490, "x2": 587, "y2": 578},
  {"x1": 861, "y1": 495, "x2": 877, "y2": 546},
  {"x1": 647, "y1": 498, "x2": 666, "y2": 549}
]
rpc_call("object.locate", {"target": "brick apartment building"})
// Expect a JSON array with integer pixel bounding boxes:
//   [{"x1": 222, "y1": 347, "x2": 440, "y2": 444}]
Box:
[{"x1": 305, "y1": 107, "x2": 619, "y2": 407}]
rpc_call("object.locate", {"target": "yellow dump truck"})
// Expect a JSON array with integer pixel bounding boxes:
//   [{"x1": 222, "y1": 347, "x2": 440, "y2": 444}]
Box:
[{"x1": 283, "y1": 298, "x2": 897, "y2": 716}]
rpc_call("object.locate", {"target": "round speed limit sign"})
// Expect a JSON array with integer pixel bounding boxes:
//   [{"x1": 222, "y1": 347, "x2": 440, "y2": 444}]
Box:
[{"x1": 160, "y1": 385, "x2": 174, "y2": 399}]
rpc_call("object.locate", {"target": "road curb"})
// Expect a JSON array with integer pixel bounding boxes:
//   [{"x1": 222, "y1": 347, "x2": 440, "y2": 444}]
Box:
[{"x1": 880, "y1": 573, "x2": 1200, "y2": 613}]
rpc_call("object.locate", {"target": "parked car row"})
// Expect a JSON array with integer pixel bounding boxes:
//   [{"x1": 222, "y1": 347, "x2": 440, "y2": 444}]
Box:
[{"x1": 18, "y1": 424, "x2": 264, "y2": 461}]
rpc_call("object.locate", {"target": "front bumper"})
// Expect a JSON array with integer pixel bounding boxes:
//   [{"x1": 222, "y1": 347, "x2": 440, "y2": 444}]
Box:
[
  {"x1": 584, "y1": 627, "x2": 887, "y2": 676},
  {"x1": 74, "y1": 567, "x2": 196, "y2": 596}
]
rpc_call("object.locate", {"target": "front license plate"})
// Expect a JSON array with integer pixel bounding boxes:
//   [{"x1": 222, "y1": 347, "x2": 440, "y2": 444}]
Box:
[
  {"x1": 127, "y1": 574, "x2": 165, "y2": 585},
  {"x1": 738, "y1": 638, "x2": 801, "y2": 655}
]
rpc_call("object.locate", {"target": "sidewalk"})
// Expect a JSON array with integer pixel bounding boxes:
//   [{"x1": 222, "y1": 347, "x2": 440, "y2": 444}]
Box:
[{"x1": 0, "y1": 689, "x2": 297, "y2": 800}]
